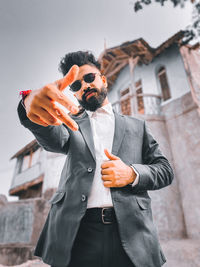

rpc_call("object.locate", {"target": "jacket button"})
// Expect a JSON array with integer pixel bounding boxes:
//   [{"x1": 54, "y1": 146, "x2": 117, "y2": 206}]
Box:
[
  {"x1": 81, "y1": 194, "x2": 87, "y2": 202},
  {"x1": 87, "y1": 167, "x2": 93, "y2": 173}
]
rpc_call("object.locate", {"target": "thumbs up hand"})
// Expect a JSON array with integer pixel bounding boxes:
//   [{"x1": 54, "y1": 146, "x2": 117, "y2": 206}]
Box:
[{"x1": 101, "y1": 149, "x2": 136, "y2": 188}]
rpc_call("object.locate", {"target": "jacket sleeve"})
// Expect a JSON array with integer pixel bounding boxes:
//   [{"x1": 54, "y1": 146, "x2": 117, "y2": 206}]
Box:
[
  {"x1": 17, "y1": 100, "x2": 70, "y2": 154},
  {"x1": 131, "y1": 120, "x2": 174, "y2": 192}
]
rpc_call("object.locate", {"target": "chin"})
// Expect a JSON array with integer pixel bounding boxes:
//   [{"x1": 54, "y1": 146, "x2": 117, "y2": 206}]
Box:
[{"x1": 78, "y1": 92, "x2": 107, "y2": 112}]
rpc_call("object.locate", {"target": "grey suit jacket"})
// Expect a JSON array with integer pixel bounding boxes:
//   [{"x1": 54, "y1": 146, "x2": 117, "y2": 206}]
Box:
[{"x1": 18, "y1": 101, "x2": 174, "y2": 267}]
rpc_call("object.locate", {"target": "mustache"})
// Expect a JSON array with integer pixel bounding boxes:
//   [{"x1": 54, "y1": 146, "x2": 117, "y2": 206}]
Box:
[{"x1": 83, "y1": 88, "x2": 98, "y2": 100}]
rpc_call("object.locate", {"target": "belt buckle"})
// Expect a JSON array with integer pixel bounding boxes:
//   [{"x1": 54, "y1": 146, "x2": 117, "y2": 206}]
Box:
[{"x1": 101, "y1": 208, "x2": 112, "y2": 224}]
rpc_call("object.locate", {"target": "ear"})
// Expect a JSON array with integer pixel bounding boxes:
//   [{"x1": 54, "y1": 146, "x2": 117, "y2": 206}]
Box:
[{"x1": 101, "y1": 75, "x2": 108, "y2": 88}]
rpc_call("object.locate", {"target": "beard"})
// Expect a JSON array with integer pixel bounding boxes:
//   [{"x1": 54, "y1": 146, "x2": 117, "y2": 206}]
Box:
[{"x1": 77, "y1": 86, "x2": 107, "y2": 112}]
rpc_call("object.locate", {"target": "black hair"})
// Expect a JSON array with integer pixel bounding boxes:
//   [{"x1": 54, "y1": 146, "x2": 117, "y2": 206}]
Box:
[{"x1": 59, "y1": 51, "x2": 101, "y2": 76}]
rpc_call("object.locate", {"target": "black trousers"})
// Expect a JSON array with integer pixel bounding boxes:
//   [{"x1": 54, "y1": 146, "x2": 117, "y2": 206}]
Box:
[{"x1": 66, "y1": 211, "x2": 135, "y2": 267}]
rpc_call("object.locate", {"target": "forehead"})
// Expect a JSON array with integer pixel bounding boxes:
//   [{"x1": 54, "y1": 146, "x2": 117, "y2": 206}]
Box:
[{"x1": 77, "y1": 64, "x2": 100, "y2": 79}]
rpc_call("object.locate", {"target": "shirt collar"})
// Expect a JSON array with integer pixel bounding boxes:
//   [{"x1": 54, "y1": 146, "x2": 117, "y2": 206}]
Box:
[{"x1": 86, "y1": 103, "x2": 113, "y2": 118}]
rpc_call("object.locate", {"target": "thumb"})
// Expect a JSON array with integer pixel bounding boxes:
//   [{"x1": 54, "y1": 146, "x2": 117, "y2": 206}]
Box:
[
  {"x1": 104, "y1": 148, "x2": 119, "y2": 160},
  {"x1": 55, "y1": 65, "x2": 79, "y2": 91}
]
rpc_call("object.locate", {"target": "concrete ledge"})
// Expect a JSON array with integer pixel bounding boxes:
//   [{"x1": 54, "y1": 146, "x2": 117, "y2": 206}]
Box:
[
  {"x1": 0, "y1": 244, "x2": 37, "y2": 266},
  {"x1": 161, "y1": 92, "x2": 198, "y2": 120}
]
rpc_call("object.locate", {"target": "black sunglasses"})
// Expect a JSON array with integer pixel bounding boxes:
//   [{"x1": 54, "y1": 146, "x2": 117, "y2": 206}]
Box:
[{"x1": 69, "y1": 72, "x2": 101, "y2": 92}]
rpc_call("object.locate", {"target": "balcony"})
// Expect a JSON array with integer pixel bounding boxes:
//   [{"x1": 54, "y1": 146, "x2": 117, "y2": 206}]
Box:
[
  {"x1": 112, "y1": 93, "x2": 162, "y2": 116},
  {"x1": 9, "y1": 162, "x2": 44, "y2": 198}
]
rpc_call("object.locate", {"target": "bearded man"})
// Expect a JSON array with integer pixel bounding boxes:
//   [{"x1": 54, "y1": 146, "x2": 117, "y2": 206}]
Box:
[{"x1": 18, "y1": 51, "x2": 174, "y2": 267}]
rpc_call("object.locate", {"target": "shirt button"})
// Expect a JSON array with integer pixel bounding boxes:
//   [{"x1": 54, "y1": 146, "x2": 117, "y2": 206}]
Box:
[
  {"x1": 87, "y1": 167, "x2": 93, "y2": 173},
  {"x1": 81, "y1": 194, "x2": 87, "y2": 202}
]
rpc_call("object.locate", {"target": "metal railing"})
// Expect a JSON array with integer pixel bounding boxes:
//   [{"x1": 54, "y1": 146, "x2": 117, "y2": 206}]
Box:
[{"x1": 112, "y1": 93, "x2": 162, "y2": 115}]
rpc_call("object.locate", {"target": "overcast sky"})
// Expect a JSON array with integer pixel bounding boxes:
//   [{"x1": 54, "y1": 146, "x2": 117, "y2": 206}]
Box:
[{"x1": 0, "y1": 0, "x2": 193, "y2": 200}]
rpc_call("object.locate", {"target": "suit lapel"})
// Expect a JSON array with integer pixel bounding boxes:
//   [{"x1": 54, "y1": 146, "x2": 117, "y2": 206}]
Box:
[
  {"x1": 72, "y1": 112, "x2": 96, "y2": 162},
  {"x1": 71, "y1": 109, "x2": 126, "y2": 161},
  {"x1": 111, "y1": 111, "x2": 126, "y2": 156}
]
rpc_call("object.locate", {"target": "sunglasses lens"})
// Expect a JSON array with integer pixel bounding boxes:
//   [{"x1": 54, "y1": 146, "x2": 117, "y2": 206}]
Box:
[
  {"x1": 84, "y1": 73, "x2": 96, "y2": 83},
  {"x1": 70, "y1": 80, "x2": 82, "y2": 92}
]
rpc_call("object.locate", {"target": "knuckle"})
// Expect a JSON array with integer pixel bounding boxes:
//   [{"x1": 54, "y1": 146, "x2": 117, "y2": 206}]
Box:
[
  {"x1": 51, "y1": 102, "x2": 58, "y2": 109},
  {"x1": 27, "y1": 112, "x2": 33, "y2": 119},
  {"x1": 57, "y1": 92, "x2": 64, "y2": 101},
  {"x1": 45, "y1": 113, "x2": 56, "y2": 124},
  {"x1": 49, "y1": 118, "x2": 56, "y2": 124},
  {"x1": 54, "y1": 109, "x2": 62, "y2": 117},
  {"x1": 34, "y1": 94, "x2": 41, "y2": 103},
  {"x1": 42, "y1": 86, "x2": 49, "y2": 94},
  {"x1": 30, "y1": 102, "x2": 37, "y2": 111},
  {"x1": 42, "y1": 84, "x2": 54, "y2": 94}
]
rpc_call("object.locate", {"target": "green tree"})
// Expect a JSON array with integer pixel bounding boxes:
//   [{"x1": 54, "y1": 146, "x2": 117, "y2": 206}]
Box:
[{"x1": 131, "y1": 0, "x2": 200, "y2": 43}]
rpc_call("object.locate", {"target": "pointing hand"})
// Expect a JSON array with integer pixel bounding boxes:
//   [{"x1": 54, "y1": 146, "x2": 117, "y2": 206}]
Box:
[{"x1": 24, "y1": 65, "x2": 80, "y2": 131}]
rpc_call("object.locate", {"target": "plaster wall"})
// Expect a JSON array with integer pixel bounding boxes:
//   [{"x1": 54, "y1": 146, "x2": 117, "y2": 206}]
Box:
[
  {"x1": 134, "y1": 113, "x2": 186, "y2": 240},
  {"x1": 162, "y1": 92, "x2": 200, "y2": 238}
]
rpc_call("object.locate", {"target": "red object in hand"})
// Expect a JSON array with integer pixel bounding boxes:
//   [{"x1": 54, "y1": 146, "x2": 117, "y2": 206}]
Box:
[{"x1": 20, "y1": 90, "x2": 32, "y2": 109}]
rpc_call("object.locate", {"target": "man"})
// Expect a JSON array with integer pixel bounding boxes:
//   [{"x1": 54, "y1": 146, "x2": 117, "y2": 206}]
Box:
[{"x1": 17, "y1": 51, "x2": 174, "y2": 267}]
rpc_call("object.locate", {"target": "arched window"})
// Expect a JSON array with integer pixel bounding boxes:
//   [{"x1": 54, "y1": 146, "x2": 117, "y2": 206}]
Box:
[{"x1": 157, "y1": 66, "x2": 171, "y2": 101}]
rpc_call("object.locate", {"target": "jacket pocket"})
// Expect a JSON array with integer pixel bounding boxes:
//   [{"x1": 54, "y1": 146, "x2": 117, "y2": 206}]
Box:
[
  {"x1": 48, "y1": 191, "x2": 66, "y2": 205},
  {"x1": 135, "y1": 196, "x2": 151, "y2": 210}
]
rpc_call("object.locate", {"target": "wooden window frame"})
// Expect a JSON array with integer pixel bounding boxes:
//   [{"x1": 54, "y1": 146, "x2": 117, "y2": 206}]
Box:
[{"x1": 157, "y1": 67, "x2": 171, "y2": 102}]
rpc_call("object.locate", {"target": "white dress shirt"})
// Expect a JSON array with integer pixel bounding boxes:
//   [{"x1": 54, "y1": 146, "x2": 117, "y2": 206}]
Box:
[{"x1": 86, "y1": 103, "x2": 139, "y2": 208}]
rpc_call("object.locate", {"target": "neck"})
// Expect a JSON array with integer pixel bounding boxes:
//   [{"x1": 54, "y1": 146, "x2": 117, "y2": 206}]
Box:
[{"x1": 101, "y1": 97, "x2": 109, "y2": 107}]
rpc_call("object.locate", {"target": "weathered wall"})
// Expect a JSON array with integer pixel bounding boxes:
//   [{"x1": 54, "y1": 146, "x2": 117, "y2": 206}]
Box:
[
  {"x1": 162, "y1": 91, "x2": 200, "y2": 238},
  {"x1": 0, "y1": 197, "x2": 49, "y2": 245},
  {"x1": 135, "y1": 114, "x2": 186, "y2": 240},
  {"x1": 0, "y1": 201, "x2": 34, "y2": 244},
  {"x1": 180, "y1": 45, "x2": 200, "y2": 109},
  {"x1": 0, "y1": 195, "x2": 51, "y2": 265}
]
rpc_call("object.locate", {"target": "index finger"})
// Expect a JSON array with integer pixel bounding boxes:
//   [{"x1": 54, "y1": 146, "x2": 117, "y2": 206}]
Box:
[
  {"x1": 55, "y1": 65, "x2": 79, "y2": 91},
  {"x1": 101, "y1": 161, "x2": 113, "y2": 169}
]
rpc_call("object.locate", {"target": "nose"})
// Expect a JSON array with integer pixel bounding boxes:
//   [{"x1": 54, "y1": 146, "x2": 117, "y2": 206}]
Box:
[{"x1": 82, "y1": 81, "x2": 91, "y2": 92}]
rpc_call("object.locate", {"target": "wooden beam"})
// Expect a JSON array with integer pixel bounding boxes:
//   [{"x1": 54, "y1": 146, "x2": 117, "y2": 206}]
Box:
[
  {"x1": 104, "y1": 58, "x2": 117, "y2": 75},
  {"x1": 106, "y1": 61, "x2": 128, "y2": 78},
  {"x1": 114, "y1": 55, "x2": 129, "y2": 61},
  {"x1": 105, "y1": 58, "x2": 129, "y2": 76},
  {"x1": 118, "y1": 49, "x2": 129, "y2": 57}
]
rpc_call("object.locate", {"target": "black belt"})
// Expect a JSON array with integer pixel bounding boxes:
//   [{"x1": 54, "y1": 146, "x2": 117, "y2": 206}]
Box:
[{"x1": 83, "y1": 207, "x2": 116, "y2": 224}]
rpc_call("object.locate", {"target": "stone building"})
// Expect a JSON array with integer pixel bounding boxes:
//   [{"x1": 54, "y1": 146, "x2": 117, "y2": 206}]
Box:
[{"x1": 0, "y1": 31, "x2": 200, "y2": 266}]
